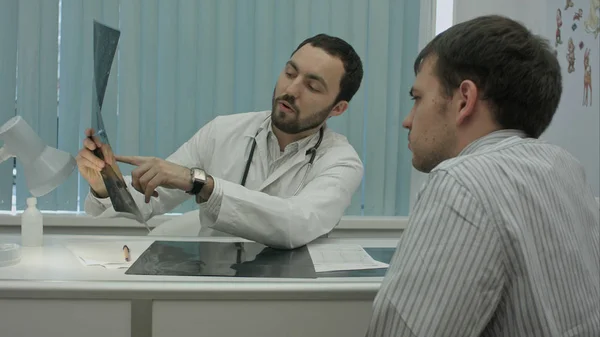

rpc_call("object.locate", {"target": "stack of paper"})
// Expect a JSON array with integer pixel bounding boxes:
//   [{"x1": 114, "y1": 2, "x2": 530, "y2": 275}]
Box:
[
  {"x1": 65, "y1": 241, "x2": 153, "y2": 269},
  {"x1": 307, "y1": 243, "x2": 389, "y2": 273}
]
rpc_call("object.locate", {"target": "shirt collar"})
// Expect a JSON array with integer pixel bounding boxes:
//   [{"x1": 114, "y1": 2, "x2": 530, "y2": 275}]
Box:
[
  {"x1": 243, "y1": 113, "x2": 323, "y2": 153},
  {"x1": 265, "y1": 120, "x2": 320, "y2": 153},
  {"x1": 458, "y1": 129, "x2": 527, "y2": 156}
]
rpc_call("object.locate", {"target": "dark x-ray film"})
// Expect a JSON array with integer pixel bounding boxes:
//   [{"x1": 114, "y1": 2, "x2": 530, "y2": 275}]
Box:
[
  {"x1": 125, "y1": 241, "x2": 317, "y2": 278},
  {"x1": 92, "y1": 21, "x2": 148, "y2": 231}
]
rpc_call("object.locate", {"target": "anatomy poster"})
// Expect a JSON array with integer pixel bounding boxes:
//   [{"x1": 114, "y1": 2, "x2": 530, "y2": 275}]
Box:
[{"x1": 544, "y1": 0, "x2": 600, "y2": 197}]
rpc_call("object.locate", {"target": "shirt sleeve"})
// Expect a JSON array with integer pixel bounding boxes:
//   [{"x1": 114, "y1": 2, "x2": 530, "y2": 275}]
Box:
[
  {"x1": 83, "y1": 118, "x2": 217, "y2": 220},
  {"x1": 202, "y1": 176, "x2": 223, "y2": 222},
  {"x1": 366, "y1": 170, "x2": 506, "y2": 337}
]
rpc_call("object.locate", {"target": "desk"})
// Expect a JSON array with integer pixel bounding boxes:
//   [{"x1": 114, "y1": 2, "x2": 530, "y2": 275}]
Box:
[{"x1": 0, "y1": 234, "x2": 397, "y2": 337}]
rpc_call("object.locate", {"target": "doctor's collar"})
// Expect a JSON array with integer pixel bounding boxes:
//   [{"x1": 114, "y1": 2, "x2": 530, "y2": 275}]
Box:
[
  {"x1": 244, "y1": 113, "x2": 325, "y2": 152},
  {"x1": 242, "y1": 113, "x2": 272, "y2": 139}
]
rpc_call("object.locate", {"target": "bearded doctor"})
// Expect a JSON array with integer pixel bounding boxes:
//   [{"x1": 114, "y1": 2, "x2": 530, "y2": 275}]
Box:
[{"x1": 76, "y1": 34, "x2": 364, "y2": 249}]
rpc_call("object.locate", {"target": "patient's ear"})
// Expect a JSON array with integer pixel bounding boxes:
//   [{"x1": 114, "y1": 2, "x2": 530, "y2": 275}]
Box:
[{"x1": 455, "y1": 80, "x2": 478, "y2": 126}]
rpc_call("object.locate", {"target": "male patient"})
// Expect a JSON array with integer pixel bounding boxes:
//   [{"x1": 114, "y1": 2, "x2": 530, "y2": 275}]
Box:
[{"x1": 366, "y1": 15, "x2": 599, "y2": 336}]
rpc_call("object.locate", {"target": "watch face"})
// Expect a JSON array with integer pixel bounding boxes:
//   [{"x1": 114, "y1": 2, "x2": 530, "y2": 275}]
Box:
[{"x1": 192, "y1": 168, "x2": 206, "y2": 183}]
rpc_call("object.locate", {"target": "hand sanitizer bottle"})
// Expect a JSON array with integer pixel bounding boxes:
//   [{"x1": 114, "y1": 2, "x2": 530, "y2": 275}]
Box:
[{"x1": 21, "y1": 197, "x2": 43, "y2": 247}]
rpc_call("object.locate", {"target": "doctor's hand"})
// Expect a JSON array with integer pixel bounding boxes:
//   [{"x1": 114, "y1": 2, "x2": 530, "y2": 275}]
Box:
[
  {"x1": 76, "y1": 128, "x2": 124, "y2": 198},
  {"x1": 115, "y1": 156, "x2": 193, "y2": 203}
]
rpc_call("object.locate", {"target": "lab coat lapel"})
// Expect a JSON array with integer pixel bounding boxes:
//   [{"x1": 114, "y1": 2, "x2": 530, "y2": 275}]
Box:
[
  {"x1": 258, "y1": 151, "x2": 307, "y2": 191},
  {"x1": 253, "y1": 133, "x2": 270, "y2": 180}
]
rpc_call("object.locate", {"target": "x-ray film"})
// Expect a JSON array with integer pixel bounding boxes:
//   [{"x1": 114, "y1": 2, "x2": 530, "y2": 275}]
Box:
[{"x1": 92, "y1": 20, "x2": 148, "y2": 231}]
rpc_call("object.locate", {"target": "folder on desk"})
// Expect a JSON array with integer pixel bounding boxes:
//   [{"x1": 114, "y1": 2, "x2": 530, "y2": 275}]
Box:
[{"x1": 125, "y1": 241, "x2": 317, "y2": 278}]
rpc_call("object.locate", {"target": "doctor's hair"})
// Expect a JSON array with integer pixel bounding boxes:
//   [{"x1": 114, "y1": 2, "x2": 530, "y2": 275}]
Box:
[
  {"x1": 414, "y1": 15, "x2": 562, "y2": 138},
  {"x1": 292, "y1": 33, "x2": 364, "y2": 104}
]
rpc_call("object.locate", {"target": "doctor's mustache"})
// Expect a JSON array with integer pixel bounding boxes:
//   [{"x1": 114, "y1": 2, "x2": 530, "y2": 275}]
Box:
[{"x1": 275, "y1": 94, "x2": 300, "y2": 114}]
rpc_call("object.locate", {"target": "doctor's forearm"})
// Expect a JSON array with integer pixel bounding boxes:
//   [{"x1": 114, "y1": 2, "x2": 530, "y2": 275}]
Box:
[{"x1": 202, "y1": 178, "x2": 344, "y2": 249}]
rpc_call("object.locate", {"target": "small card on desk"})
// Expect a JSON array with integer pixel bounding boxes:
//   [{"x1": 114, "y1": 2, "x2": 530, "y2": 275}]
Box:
[{"x1": 124, "y1": 241, "x2": 317, "y2": 278}]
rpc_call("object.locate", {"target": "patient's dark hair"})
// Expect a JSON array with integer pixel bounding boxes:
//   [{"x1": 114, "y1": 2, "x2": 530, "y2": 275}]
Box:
[{"x1": 414, "y1": 15, "x2": 562, "y2": 138}]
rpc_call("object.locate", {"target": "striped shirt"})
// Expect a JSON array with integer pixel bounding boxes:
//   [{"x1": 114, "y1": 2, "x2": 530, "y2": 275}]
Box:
[{"x1": 366, "y1": 130, "x2": 600, "y2": 337}]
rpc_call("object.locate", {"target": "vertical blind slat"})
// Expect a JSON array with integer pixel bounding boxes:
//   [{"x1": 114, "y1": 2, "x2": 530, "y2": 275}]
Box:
[
  {"x1": 139, "y1": 0, "x2": 158, "y2": 158},
  {"x1": 171, "y1": 0, "x2": 199, "y2": 214},
  {"x1": 37, "y1": 0, "x2": 60, "y2": 210},
  {"x1": 363, "y1": 0, "x2": 391, "y2": 216},
  {"x1": 233, "y1": 1, "x2": 256, "y2": 112},
  {"x1": 252, "y1": 0, "x2": 275, "y2": 111},
  {"x1": 0, "y1": 0, "x2": 19, "y2": 210},
  {"x1": 15, "y1": 0, "x2": 43, "y2": 209},
  {"x1": 395, "y1": 0, "x2": 421, "y2": 215},
  {"x1": 116, "y1": 0, "x2": 141, "y2": 178},
  {"x1": 213, "y1": 0, "x2": 237, "y2": 116},
  {"x1": 347, "y1": 0, "x2": 371, "y2": 215},
  {"x1": 195, "y1": 0, "x2": 217, "y2": 127},
  {"x1": 75, "y1": 0, "x2": 102, "y2": 209},
  {"x1": 57, "y1": 0, "x2": 83, "y2": 211},
  {"x1": 155, "y1": 0, "x2": 178, "y2": 160},
  {"x1": 16, "y1": 0, "x2": 60, "y2": 210}
]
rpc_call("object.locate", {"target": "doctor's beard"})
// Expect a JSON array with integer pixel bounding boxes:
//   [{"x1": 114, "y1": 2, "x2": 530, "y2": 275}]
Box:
[{"x1": 270, "y1": 93, "x2": 333, "y2": 134}]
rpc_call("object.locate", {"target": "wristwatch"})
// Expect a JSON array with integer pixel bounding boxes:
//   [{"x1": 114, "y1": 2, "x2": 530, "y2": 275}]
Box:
[{"x1": 187, "y1": 168, "x2": 207, "y2": 195}]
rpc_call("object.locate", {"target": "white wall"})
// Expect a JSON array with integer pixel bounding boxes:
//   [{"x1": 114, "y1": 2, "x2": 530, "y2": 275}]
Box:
[
  {"x1": 435, "y1": 0, "x2": 454, "y2": 34},
  {"x1": 542, "y1": 0, "x2": 600, "y2": 197},
  {"x1": 454, "y1": 0, "x2": 547, "y2": 34}
]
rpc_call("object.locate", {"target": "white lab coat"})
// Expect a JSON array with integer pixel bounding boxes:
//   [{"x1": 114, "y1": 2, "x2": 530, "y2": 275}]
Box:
[{"x1": 84, "y1": 110, "x2": 364, "y2": 249}]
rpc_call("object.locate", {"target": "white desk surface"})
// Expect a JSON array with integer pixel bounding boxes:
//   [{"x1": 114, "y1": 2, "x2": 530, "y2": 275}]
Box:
[{"x1": 0, "y1": 234, "x2": 398, "y2": 300}]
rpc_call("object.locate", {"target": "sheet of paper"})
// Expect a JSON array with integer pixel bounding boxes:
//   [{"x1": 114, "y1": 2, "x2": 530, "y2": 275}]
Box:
[
  {"x1": 307, "y1": 243, "x2": 389, "y2": 273},
  {"x1": 64, "y1": 241, "x2": 154, "y2": 269}
]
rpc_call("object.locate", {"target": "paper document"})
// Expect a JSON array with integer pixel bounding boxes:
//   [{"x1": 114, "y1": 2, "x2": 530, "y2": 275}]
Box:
[
  {"x1": 307, "y1": 244, "x2": 389, "y2": 273},
  {"x1": 65, "y1": 241, "x2": 153, "y2": 269}
]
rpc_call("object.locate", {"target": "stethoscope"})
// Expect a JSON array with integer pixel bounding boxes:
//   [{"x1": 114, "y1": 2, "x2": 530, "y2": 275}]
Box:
[{"x1": 240, "y1": 126, "x2": 324, "y2": 196}]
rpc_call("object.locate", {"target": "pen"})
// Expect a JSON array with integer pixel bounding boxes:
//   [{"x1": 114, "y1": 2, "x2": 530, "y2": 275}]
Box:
[{"x1": 123, "y1": 245, "x2": 130, "y2": 262}]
